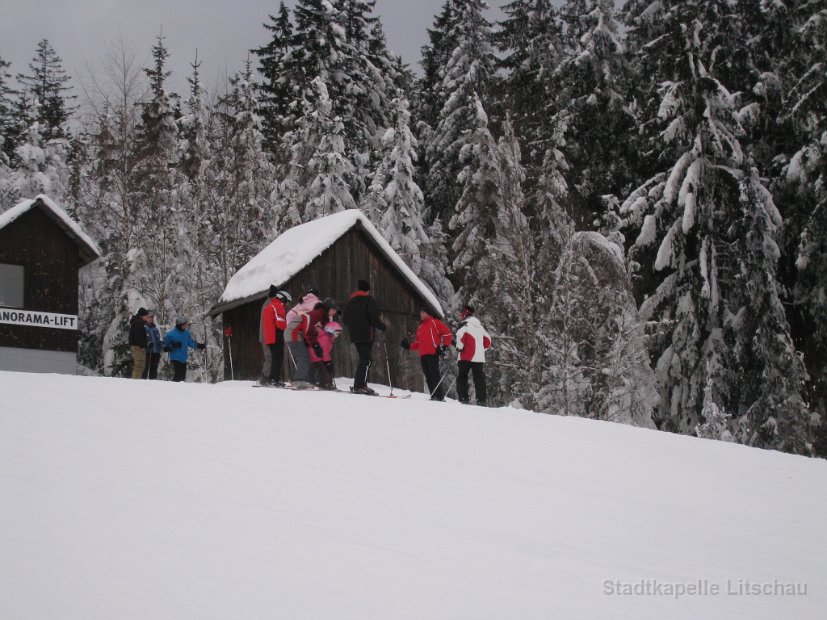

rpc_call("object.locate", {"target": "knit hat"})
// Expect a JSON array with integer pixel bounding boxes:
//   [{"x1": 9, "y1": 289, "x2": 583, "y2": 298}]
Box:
[
  {"x1": 460, "y1": 305, "x2": 475, "y2": 319},
  {"x1": 175, "y1": 317, "x2": 189, "y2": 328},
  {"x1": 357, "y1": 279, "x2": 371, "y2": 292},
  {"x1": 269, "y1": 284, "x2": 278, "y2": 298},
  {"x1": 137, "y1": 307, "x2": 149, "y2": 317}
]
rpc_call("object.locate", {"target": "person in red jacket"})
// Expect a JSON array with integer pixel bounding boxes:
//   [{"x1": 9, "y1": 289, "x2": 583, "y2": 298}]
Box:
[
  {"x1": 401, "y1": 308, "x2": 453, "y2": 401},
  {"x1": 260, "y1": 285, "x2": 290, "y2": 386},
  {"x1": 455, "y1": 305, "x2": 492, "y2": 406}
]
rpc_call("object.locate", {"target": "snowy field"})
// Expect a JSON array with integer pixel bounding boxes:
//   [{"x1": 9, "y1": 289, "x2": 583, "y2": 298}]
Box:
[{"x1": 1, "y1": 371, "x2": 825, "y2": 620}]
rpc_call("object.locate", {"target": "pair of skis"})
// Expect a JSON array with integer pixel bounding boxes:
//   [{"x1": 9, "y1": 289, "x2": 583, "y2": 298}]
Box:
[
  {"x1": 253, "y1": 382, "x2": 410, "y2": 398},
  {"x1": 344, "y1": 386, "x2": 411, "y2": 399}
]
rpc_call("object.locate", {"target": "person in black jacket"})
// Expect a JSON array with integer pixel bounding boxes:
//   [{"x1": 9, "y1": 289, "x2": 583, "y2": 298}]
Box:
[
  {"x1": 128, "y1": 307, "x2": 150, "y2": 379},
  {"x1": 342, "y1": 279, "x2": 386, "y2": 394}
]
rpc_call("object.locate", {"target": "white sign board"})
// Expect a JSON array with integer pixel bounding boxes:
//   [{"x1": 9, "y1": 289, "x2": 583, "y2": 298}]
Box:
[{"x1": 0, "y1": 309, "x2": 79, "y2": 330}]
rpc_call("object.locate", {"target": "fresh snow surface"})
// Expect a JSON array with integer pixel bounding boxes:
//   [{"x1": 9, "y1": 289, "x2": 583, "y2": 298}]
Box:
[
  {"x1": 217, "y1": 210, "x2": 442, "y2": 315},
  {"x1": 0, "y1": 194, "x2": 102, "y2": 258},
  {"x1": 1, "y1": 371, "x2": 825, "y2": 620}
]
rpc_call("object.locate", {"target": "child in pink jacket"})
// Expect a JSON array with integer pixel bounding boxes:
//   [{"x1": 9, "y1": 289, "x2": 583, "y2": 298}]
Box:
[{"x1": 309, "y1": 320, "x2": 341, "y2": 390}]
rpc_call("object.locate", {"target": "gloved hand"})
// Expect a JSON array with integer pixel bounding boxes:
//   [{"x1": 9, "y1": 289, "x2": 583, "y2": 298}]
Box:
[
  {"x1": 438, "y1": 344, "x2": 448, "y2": 357},
  {"x1": 171, "y1": 340, "x2": 182, "y2": 349},
  {"x1": 313, "y1": 343, "x2": 323, "y2": 358},
  {"x1": 162, "y1": 345, "x2": 171, "y2": 353},
  {"x1": 196, "y1": 342, "x2": 206, "y2": 350},
  {"x1": 400, "y1": 339, "x2": 410, "y2": 350}
]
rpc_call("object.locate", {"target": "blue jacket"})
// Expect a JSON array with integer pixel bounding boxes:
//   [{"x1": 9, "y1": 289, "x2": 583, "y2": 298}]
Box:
[
  {"x1": 145, "y1": 323, "x2": 162, "y2": 354},
  {"x1": 163, "y1": 327, "x2": 198, "y2": 363}
]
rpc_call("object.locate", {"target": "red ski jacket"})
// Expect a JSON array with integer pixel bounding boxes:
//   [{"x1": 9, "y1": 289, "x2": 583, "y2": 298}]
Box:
[
  {"x1": 261, "y1": 298, "x2": 287, "y2": 344},
  {"x1": 410, "y1": 316, "x2": 453, "y2": 357}
]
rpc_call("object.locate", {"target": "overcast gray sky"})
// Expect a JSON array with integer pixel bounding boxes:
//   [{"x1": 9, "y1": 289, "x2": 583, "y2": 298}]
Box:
[{"x1": 1, "y1": 0, "x2": 508, "y2": 96}]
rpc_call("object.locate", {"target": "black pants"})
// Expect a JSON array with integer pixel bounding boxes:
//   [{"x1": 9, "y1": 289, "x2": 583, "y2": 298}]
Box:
[
  {"x1": 172, "y1": 360, "x2": 187, "y2": 382},
  {"x1": 143, "y1": 352, "x2": 161, "y2": 380},
  {"x1": 457, "y1": 360, "x2": 487, "y2": 405},
  {"x1": 353, "y1": 341, "x2": 374, "y2": 389},
  {"x1": 421, "y1": 354, "x2": 443, "y2": 400},
  {"x1": 268, "y1": 330, "x2": 285, "y2": 382}
]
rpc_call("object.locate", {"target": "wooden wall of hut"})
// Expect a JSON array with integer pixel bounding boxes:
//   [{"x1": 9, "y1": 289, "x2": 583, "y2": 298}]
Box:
[
  {"x1": 220, "y1": 226, "x2": 433, "y2": 392},
  {"x1": 0, "y1": 208, "x2": 80, "y2": 352}
]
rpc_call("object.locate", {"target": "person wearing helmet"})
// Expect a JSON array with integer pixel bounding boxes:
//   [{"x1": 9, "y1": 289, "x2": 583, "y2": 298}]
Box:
[
  {"x1": 285, "y1": 287, "x2": 322, "y2": 386},
  {"x1": 259, "y1": 285, "x2": 290, "y2": 386},
  {"x1": 162, "y1": 317, "x2": 205, "y2": 382}
]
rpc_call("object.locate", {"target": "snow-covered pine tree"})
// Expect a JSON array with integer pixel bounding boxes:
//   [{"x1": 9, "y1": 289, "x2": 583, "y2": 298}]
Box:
[
  {"x1": 778, "y1": 1, "x2": 827, "y2": 452},
  {"x1": 0, "y1": 105, "x2": 71, "y2": 207},
  {"x1": 261, "y1": 0, "x2": 393, "y2": 207},
  {"x1": 416, "y1": 0, "x2": 463, "y2": 132},
  {"x1": 283, "y1": 76, "x2": 356, "y2": 225},
  {"x1": 425, "y1": 0, "x2": 496, "y2": 227},
  {"x1": 15, "y1": 39, "x2": 76, "y2": 141},
  {"x1": 482, "y1": 118, "x2": 540, "y2": 408},
  {"x1": 0, "y1": 56, "x2": 16, "y2": 169},
  {"x1": 448, "y1": 92, "x2": 499, "y2": 297},
  {"x1": 494, "y1": 0, "x2": 562, "y2": 182},
  {"x1": 538, "y1": 227, "x2": 656, "y2": 427},
  {"x1": 207, "y1": 61, "x2": 277, "y2": 287},
  {"x1": 552, "y1": 0, "x2": 635, "y2": 228},
  {"x1": 252, "y1": 1, "x2": 294, "y2": 162},
  {"x1": 728, "y1": 163, "x2": 816, "y2": 454},
  {"x1": 621, "y1": 0, "x2": 747, "y2": 435},
  {"x1": 362, "y1": 93, "x2": 454, "y2": 305},
  {"x1": 176, "y1": 54, "x2": 224, "y2": 381},
  {"x1": 131, "y1": 34, "x2": 183, "y2": 327}
]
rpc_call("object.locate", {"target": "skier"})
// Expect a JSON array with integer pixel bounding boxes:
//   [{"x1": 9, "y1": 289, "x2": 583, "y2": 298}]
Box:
[
  {"x1": 260, "y1": 286, "x2": 290, "y2": 386},
  {"x1": 401, "y1": 308, "x2": 453, "y2": 401},
  {"x1": 309, "y1": 315, "x2": 342, "y2": 391},
  {"x1": 454, "y1": 305, "x2": 491, "y2": 406},
  {"x1": 162, "y1": 318, "x2": 205, "y2": 382},
  {"x1": 128, "y1": 307, "x2": 151, "y2": 379},
  {"x1": 343, "y1": 280, "x2": 386, "y2": 395},
  {"x1": 303, "y1": 298, "x2": 339, "y2": 389},
  {"x1": 143, "y1": 311, "x2": 162, "y2": 380},
  {"x1": 285, "y1": 287, "x2": 322, "y2": 386}
]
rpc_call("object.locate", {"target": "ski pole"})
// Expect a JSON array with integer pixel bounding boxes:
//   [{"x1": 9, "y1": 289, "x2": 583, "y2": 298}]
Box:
[
  {"x1": 201, "y1": 325, "x2": 208, "y2": 383},
  {"x1": 382, "y1": 340, "x2": 394, "y2": 397}
]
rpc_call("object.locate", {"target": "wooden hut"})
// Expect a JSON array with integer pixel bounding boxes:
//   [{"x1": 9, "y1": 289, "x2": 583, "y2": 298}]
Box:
[
  {"x1": 0, "y1": 195, "x2": 100, "y2": 374},
  {"x1": 209, "y1": 210, "x2": 444, "y2": 390}
]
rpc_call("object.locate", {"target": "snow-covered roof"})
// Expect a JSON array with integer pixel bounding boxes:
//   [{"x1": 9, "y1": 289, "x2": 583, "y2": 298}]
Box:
[
  {"x1": 212, "y1": 210, "x2": 443, "y2": 316},
  {"x1": 0, "y1": 195, "x2": 101, "y2": 265}
]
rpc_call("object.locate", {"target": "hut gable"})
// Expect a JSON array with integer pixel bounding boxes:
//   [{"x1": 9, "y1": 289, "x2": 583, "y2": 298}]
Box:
[
  {"x1": 0, "y1": 195, "x2": 101, "y2": 266},
  {"x1": 211, "y1": 210, "x2": 442, "y2": 317}
]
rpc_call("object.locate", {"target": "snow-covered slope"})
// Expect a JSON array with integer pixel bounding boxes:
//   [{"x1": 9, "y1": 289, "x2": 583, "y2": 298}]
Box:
[{"x1": 1, "y1": 371, "x2": 825, "y2": 620}]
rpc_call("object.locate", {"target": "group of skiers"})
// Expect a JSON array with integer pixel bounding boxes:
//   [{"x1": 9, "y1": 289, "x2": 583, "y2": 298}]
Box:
[
  {"x1": 128, "y1": 308, "x2": 205, "y2": 382},
  {"x1": 258, "y1": 278, "x2": 492, "y2": 405},
  {"x1": 127, "y1": 278, "x2": 492, "y2": 405}
]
